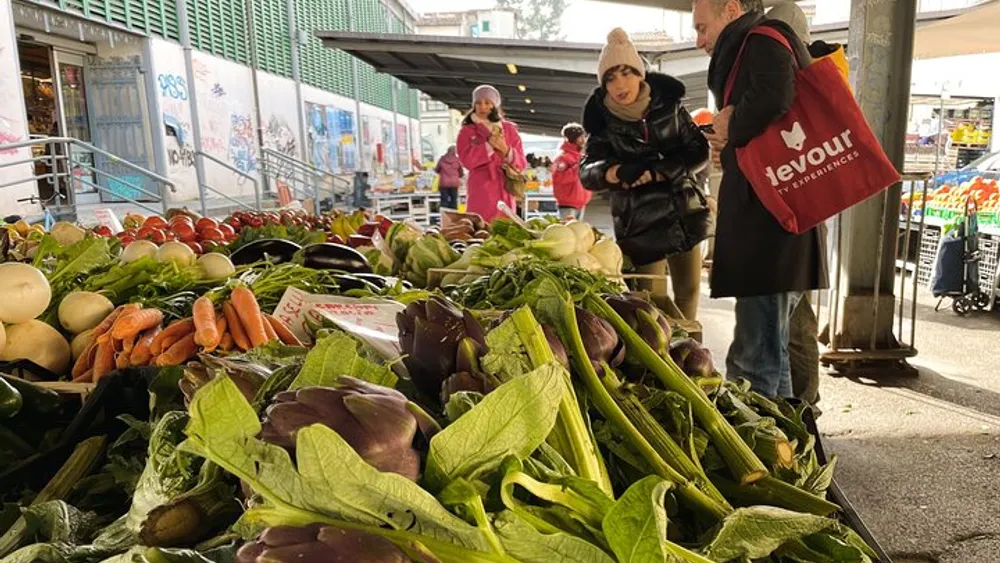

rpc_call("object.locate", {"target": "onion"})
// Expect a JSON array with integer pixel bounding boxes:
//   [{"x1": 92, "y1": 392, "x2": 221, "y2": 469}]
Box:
[
  {"x1": 156, "y1": 241, "x2": 196, "y2": 266},
  {"x1": 58, "y1": 291, "x2": 115, "y2": 334},
  {"x1": 0, "y1": 263, "x2": 52, "y2": 324},
  {"x1": 1, "y1": 320, "x2": 72, "y2": 375},
  {"x1": 121, "y1": 240, "x2": 159, "y2": 263},
  {"x1": 197, "y1": 253, "x2": 236, "y2": 280},
  {"x1": 71, "y1": 329, "x2": 94, "y2": 361}
]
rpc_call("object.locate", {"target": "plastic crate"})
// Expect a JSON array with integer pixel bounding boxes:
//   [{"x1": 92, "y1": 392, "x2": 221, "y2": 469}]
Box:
[{"x1": 978, "y1": 234, "x2": 999, "y2": 298}]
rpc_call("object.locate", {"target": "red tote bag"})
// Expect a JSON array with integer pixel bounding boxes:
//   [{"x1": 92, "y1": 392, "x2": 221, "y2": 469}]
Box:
[{"x1": 723, "y1": 26, "x2": 901, "y2": 235}]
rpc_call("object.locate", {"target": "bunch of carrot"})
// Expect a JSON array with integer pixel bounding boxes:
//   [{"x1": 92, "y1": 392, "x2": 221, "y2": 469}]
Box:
[{"x1": 71, "y1": 286, "x2": 301, "y2": 383}]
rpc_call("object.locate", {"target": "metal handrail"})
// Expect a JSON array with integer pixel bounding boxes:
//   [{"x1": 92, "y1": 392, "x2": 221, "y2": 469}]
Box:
[
  {"x1": 0, "y1": 136, "x2": 176, "y2": 217},
  {"x1": 196, "y1": 150, "x2": 262, "y2": 211},
  {"x1": 261, "y1": 148, "x2": 352, "y2": 214}
]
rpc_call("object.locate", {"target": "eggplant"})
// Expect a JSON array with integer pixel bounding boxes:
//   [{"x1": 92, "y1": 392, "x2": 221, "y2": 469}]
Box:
[
  {"x1": 352, "y1": 273, "x2": 390, "y2": 289},
  {"x1": 230, "y1": 239, "x2": 302, "y2": 266},
  {"x1": 300, "y1": 243, "x2": 373, "y2": 274},
  {"x1": 333, "y1": 274, "x2": 379, "y2": 292}
]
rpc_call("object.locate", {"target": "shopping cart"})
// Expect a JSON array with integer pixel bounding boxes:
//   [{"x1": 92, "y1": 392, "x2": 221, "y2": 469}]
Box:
[{"x1": 930, "y1": 198, "x2": 992, "y2": 315}]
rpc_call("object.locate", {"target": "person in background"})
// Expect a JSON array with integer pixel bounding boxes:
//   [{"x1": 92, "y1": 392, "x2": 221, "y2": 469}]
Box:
[
  {"x1": 552, "y1": 123, "x2": 591, "y2": 220},
  {"x1": 580, "y1": 28, "x2": 712, "y2": 322},
  {"x1": 353, "y1": 171, "x2": 371, "y2": 208},
  {"x1": 766, "y1": 0, "x2": 849, "y2": 407},
  {"x1": 434, "y1": 145, "x2": 464, "y2": 210},
  {"x1": 694, "y1": 0, "x2": 827, "y2": 398},
  {"x1": 457, "y1": 85, "x2": 527, "y2": 222}
]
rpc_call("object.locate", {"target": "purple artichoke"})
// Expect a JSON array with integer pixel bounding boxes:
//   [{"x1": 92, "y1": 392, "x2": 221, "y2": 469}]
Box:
[
  {"x1": 575, "y1": 307, "x2": 625, "y2": 369},
  {"x1": 260, "y1": 377, "x2": 436, "y2": 481},
  {"x1": 606, "y1": 294, "x2": 672, "y2": 358},
  {"x1": 397, "y1": 297, "x2": 488, "y2": 401},
  {"x1": 669, "y1": 338, "x2": 716, "y2": 379},
  {"x1": 236, "y1": 524, "x2": 411, "y2": 563}
]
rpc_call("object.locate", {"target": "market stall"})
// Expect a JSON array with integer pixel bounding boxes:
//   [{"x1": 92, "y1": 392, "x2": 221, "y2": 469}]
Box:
[{"x1": 0, "y1": 207, "x2": 890, "y2": 563}]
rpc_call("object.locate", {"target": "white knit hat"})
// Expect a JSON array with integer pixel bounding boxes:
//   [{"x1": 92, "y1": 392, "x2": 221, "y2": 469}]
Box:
[
  {"x1": 472, "y1": 85, "x2": 502, "y2": 108},
  {"x1": 598, "y1": 28, "x2": 646, "y2": 84}
]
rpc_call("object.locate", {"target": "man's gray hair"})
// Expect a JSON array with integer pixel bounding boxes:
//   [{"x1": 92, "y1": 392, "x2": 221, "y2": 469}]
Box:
[{"x1": 693, "y1": 0, "x2": 765, "y2": 14}]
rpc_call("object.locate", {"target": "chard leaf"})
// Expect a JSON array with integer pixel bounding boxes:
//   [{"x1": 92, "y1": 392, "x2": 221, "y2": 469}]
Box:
[
  {"x1": 702, "y1": 506, "x2": 838, "y2": 561},
  {"x1": 481, "y1": 316, "x2": 534, "y2": 384},
  {"x1": 21, "y1": 501, "x2": 99, "y2": 545},
  {"x1": 425, "y1": 363, "x2": 564, "y2": 491},
  {"x1": 181, "y1": 376, "x2": 492, "y2": 556},
  {"x1": 290, "y1": 331, "x2": 396, "y2": 389},
  {"x1": 493, "y1": 511, "x2": 616, "y2": 563},
  {"x1": 801, "y1": 456, "x2": 838, "y2": 497},
  {"x1": 602, "y1": 476, "x2": 672, "y2": 563}
]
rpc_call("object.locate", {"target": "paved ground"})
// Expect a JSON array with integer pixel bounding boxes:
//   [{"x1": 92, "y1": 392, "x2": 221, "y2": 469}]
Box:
[{"x1": 585, "y1": 196, "x2": 1000, "y2": 562}]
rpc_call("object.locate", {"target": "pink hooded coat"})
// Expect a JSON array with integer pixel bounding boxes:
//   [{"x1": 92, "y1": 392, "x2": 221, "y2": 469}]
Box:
[{"x1": 456, "y1": 118, "x2": 526, "y2": 222}]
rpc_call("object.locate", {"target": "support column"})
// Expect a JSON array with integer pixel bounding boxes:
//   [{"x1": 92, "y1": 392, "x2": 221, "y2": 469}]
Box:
[
  {"x1": 286, "y1": 0, "x2": 308, "y2": 161},
  {"x1": 244, "y1": 0, "x2": 269, "y2": 206},
  {"x1": 831, "y1": 0, "x2": 917, "y2": 352},
  {"x1": 347, "y1": 0, "x2": 366, "y2": 174},
  {"x1": 177, "y1": 0, "x2": 209, "y2": 216}
]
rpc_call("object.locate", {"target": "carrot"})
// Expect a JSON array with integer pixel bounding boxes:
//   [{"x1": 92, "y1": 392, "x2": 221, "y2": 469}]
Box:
[
  {"x1": 155, "y1": 333, "x2": 198, "y2": 367},
  {"x1": 91, "y1": 306, "x2": 125, "y2": 339},
  {"x1": 222, "y1": 301, "x2": 251, "y2": 351},
  {"x1": 150, "y1": 319, "x2": 195, "y2": 355},
  {"x1": 265, "y1": 314, "x2": 304, "y2": 346},
  {"x1": 204, "y1": 314, "x2": 228, "y2": 353},
  {"x1": 219, "y1": 332, "x2": 235, "y2": 352},
  {"x1": 192, "y1": 297, "x2": 220, "y2": 349},
  {"x1": 262, "y1": 315, "x2": 278, "y2": 342},
  {"x1": 130, "y1": 327, "x2": 161, "y2": 366},
  {"x1": 93, "y1": 339, "x2": 116, "y2": 382},
  {"x1": 72, "y1": 343, "x2": 98, "y2": 379},
  {"x1": 121, "y1": 331, "x2": 139, "y2": 355},
  {"x1": 116, "y1": 350, "x2": 131, "y2": 370},
  {"x1": 230, "y1": 287, "x2": 268, "y2": 348},
  {"x1": 111, "y1": 308, "x2": 164, "y2": 340}
]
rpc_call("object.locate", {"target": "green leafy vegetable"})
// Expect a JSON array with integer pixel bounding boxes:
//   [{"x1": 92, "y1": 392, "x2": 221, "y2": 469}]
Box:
[
  {"x1": 492, "y1": 511, "x2": 615, "y2": 563},
  {"x1": 289, "y1": 331, "x2": 396, "y2": 389},
  {"x1": 181, "y1": 376, "x2": 506, "y2": 562},
  {"x1": 424, "y1": 363, "x2": 564, "y2": 492},
  {"x1": 701, "y1": 506, "x2": 839, "y2": 561}
]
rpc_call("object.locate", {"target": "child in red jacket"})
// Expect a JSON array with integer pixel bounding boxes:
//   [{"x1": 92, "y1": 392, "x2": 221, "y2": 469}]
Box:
[{"x1": 551, "y1": 123, "x2": 591, "y2": 220}]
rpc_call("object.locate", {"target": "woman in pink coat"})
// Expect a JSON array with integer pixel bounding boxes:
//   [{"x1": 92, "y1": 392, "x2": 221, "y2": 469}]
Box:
[{"x1": 456, "y1": 85, "x2": 527, "y2": 222}]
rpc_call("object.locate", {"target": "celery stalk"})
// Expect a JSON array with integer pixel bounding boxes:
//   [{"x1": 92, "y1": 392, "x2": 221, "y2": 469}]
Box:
[{"x1": 586, "y1": 296, "x2": 768, "y2": 486}]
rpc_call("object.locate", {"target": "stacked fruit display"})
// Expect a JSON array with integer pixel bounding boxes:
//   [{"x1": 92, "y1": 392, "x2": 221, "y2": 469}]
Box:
[{"x1": 906, "y1": 176, "x2": 999, "y2": 224}]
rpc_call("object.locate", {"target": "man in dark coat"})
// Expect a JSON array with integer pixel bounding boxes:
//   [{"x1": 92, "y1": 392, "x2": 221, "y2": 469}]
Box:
[{"x1": 693, "y1": 0, "x2": 828, "y2": 397}]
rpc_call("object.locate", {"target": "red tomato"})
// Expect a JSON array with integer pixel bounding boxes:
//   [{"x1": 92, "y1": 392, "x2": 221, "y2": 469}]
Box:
[
  {"x1": 118, "y1": 228, "x2": 138, "y2": 239},
  {"x1": 143, "y1": 216, "x2": 168, "y2": 230},
  {"x1": 171, "y1": 222, "x2": 197, "y2": 242},
  {"x1": 137, "y1": 226, "x2": 156, "y2": 240},
  {"x1": 195, "y1": 217, "x2": 219, "y2": 233},
  {"x1": 247, "y1": 217, "x2": 265, "y2": 228},
  {"x1": 93, "y1": 225, "x2": 113, "y2": 237},
  {"x1": 169, "y1": 215, "x2": 193, "y2": 226},
  {"x1": 119, "y1": 236, "x2": 136, "y2": 246},
  {"x1": 218, "y1": 223, "x2": 236, "y2": 237},
  {"x1": 198, "y1": 226, "x2": 226, "y2": 242},
  {"x1": 163, "y1": 231, "x2": 177, "y2": 242},
  {"x1": 149, "y1": 229, "x2": 167, "y2": 245},
  {"x1": 200, "y1": 240, "x2": 220, "y2": 253},
  {"x1": 225, "y1": 217, "x2": 242, "y2": 231},
  {"x1": 184, "y1": 241, "x2": 204, "y2": 255}
]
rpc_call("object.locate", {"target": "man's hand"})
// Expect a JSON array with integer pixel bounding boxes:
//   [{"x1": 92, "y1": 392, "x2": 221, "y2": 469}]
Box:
[
  {"x1": 624, "y1": 171, "x2": 654, "y2": 189},
  {"x1": 605, "y1": 165, "x2": 621, "y2": 184},
  {"x1": 711, "y1": 105, "x2": 734, "y2": 142}
]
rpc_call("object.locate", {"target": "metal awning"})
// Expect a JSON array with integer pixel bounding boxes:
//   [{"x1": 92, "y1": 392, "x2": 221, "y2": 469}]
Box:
[
  {"x1": 913, "y1": 0, "x2": 1000, "y2": 59},
  {"x1": 317, "y1": 32, "x2": 676, "y2": 135}
]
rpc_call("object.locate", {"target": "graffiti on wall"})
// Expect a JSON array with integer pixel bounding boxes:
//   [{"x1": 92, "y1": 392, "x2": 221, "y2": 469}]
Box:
[
  {"x1": 305, "y1": 102, "x2": 355, "y2": 174},
  {"x1": 228, "y1": 113, "x2": 257, "y2": 174},
  {"x1": 265, "y1": 115, "x2": 296, "y2": 157},
  {"x1": 157, "y1": 74, "x2": 189, "y2": 100}
]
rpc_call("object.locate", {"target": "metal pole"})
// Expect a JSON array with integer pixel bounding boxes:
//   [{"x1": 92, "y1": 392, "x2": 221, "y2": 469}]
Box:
[
  {"x1": 347, "y1": 0, "x2": 366, "y2": 174},
  {"x1": 286, "y1": 0, "x2": 308, "y2": 166},
  {"x1": 931, "y1": 85, "x2": 947, "y2": 186},
  {"x1": 177, "y1": 0, "x2": 210, "y2": 217},
  {"x1": 391, "y1": 79, "x2": 401, "y2": 174},
  {"x1": 244, "y1": 0, "x2": 267, "y2": 209}
]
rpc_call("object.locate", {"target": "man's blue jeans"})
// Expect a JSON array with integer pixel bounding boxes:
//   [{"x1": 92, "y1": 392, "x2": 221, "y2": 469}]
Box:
[{"x1": 726, "y1": 292, "x2": 803, "y2": 398}]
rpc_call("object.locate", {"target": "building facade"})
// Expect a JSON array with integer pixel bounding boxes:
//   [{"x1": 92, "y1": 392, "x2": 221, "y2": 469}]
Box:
[
  {"x1": 0, "y1": 0, "x2": 423, "y2": 217},
  {"x1": 414, "y1": 8, "x2": 517, "y2": 162}
]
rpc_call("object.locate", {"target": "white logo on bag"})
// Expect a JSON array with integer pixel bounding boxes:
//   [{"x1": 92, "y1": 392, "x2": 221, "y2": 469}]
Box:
[
  {"x1": 781, "y1": 122, "x2": 807, "y2": 151},
  {"x1": 764, "y1": 128, "x2": 861, "y2": 192}
]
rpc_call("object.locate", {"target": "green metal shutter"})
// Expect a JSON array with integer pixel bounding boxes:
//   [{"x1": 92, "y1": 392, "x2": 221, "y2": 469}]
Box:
[
  {"x1": 296, "y1": 0, "x2": 353, "y2": 98},
  {"x1": 38, "y1": 0, "x2": 177, "y2": 40},
  {"x1": 252, "y1": 0, "x2": 292, "y2": 77}
]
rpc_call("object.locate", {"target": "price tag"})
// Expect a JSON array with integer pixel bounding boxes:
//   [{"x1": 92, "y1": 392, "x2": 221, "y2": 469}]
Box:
[
  {"x1": 92, "y1": 208, "x2": 123, "y2": 234},
  {"x1": 272, "y1": 287, "x2": 404, "y2": 359}
]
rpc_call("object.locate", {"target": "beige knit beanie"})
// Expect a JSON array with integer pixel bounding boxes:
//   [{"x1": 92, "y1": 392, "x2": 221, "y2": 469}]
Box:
[{"x1": 597, "y1": 28, "x2": 646, "y2": 84}]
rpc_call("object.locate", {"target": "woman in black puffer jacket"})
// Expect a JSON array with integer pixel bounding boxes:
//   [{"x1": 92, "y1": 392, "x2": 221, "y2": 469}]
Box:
[{"x1": 580, "y1": 28, "x2": 712, "y2": 321}]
